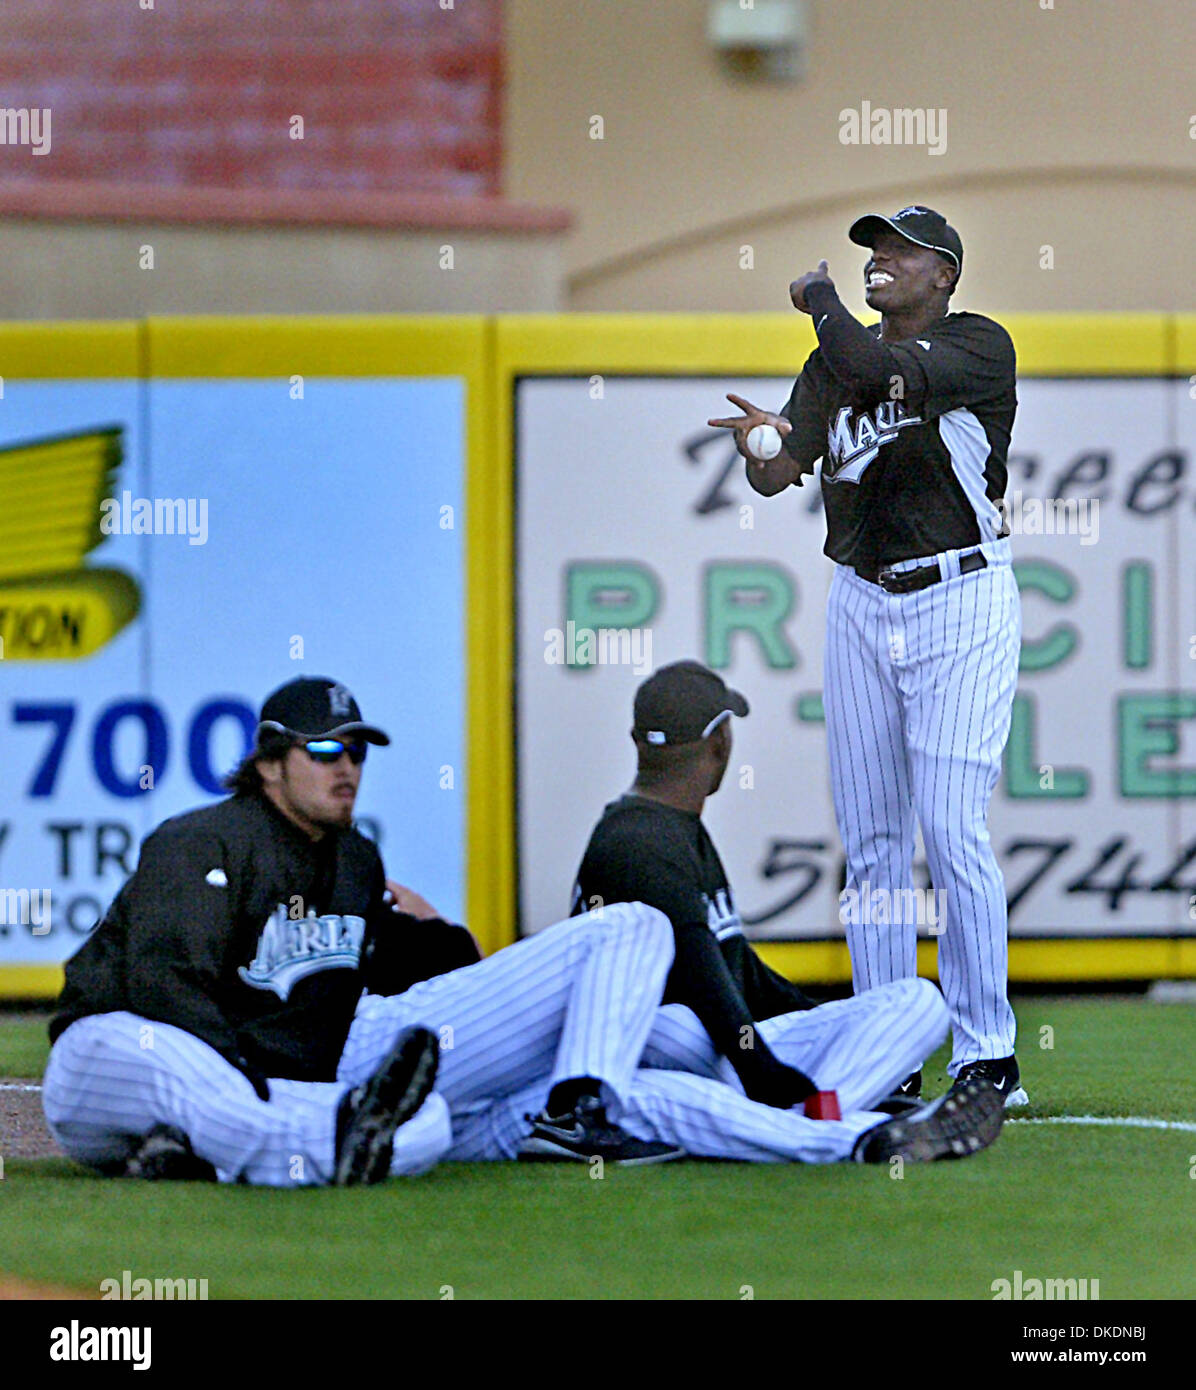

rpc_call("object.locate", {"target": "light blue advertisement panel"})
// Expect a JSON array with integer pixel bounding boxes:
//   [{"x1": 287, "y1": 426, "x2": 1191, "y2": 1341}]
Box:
[{"x1": 0, "y1": 377, "x2": 466, "y2": 977}]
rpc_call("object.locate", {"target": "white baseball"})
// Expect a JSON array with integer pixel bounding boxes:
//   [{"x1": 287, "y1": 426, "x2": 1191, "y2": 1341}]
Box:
[{"x1": 746, "y1": 423, "x2": 783, "y2": 460}]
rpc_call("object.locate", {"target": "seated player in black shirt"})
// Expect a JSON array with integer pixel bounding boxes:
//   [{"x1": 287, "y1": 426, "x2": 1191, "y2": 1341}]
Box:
[{"x1": 572, "y1": 660, "x2": 822, "y2": 1110}]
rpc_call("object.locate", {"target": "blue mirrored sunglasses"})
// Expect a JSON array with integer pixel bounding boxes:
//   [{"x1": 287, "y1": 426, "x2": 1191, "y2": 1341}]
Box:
[{"x1": 301, "y1": 738, "x2": 368, "y2": 766}]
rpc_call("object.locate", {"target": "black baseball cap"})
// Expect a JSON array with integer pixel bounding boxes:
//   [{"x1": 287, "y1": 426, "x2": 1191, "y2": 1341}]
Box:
[
  {"x1": 256, "y1": 677, "x2": 390, "y2": 749},
  {"x1": 633, "y1": 660, "x2": 749, "y2": 747},
  {"x1": 848, "y1": 204, "x2": 963, "y2": 274}
]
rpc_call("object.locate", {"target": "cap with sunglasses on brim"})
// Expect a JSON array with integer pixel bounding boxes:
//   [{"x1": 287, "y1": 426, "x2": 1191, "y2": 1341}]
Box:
[
  {"x1": 848, "y1": 204, "x2": 963, "y2": 274},
  {"x1": 633, "y1": 660, "x2": 750, "y2": 747},
  {"x1": 255, "y1": 676, "x2": 390, "y2": 751}
]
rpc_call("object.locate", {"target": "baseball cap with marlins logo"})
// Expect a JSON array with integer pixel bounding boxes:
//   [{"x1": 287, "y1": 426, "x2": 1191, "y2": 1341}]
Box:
[
  {"x1": 633, "y1": 660, "x2": 750, "y2": 746},
  {"x1": 255, "y1": 676, "x2": 391, "y2": 751},
  {"x1": 848, "y1": 204, "x2": 963, "y2": 276}
]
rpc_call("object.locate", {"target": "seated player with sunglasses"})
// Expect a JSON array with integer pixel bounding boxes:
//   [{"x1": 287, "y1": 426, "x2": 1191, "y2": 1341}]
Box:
[
  {"x1": 43, "y1": 677, "x2": 484, "y2": 1186},
  {"x1": 44, "y1": 676, "x2": 680, "y2": 1185}
]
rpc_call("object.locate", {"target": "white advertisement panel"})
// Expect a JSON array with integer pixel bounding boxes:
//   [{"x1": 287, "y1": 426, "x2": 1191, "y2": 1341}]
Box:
[{"x1": 517, "y1": 375, "x2": 1196, "y2": 940}]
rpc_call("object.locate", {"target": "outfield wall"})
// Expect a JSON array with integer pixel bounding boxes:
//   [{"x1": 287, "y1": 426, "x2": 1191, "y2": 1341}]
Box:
[
  {"x1": 2, "y1": 315, "x2": 1194, "y2": 995},
  {"x1": 0, "y1": 317, "x2": 491, "y2": 997}
]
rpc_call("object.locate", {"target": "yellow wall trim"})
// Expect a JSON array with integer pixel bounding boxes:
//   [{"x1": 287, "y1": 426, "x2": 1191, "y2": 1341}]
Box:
[{"x1": 755, "y1": 938, "x2": 1196, "y2": 987}]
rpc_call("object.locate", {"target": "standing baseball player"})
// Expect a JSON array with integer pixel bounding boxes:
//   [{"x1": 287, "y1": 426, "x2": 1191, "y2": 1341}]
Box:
[
  {"x1": 708, "y1": 206, "x2": 1026, "y2": 1106},
  {"x1": 44, "y1": 676, "x2": 680, "y2": 1183}
]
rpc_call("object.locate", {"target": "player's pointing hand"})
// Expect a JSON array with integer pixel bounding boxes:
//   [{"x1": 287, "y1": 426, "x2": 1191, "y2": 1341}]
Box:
[
  {"x1": 707, "y1": 393, "x2": 792, "y2": 460},
  {"x1": 789, "y1": 260, "x2": 834, "y2": 314}
]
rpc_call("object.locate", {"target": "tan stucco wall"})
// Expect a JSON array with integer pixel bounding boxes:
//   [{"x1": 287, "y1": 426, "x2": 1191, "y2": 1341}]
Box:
[
  {"x1": 0, "y1": 219, "x2": 565, "y2": 318},
  {"x1": 3, "y1": 0, "x2": 1190, "y2": 319},
  {"x1": 505, "y1": 0, "x2": 1196, "y2": 314}
]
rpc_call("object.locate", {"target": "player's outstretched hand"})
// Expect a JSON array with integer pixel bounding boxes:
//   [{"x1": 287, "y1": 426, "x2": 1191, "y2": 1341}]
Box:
[
  {"x1": 707, "y1": 394, "x2": 792, "y2": 460},
  {"x1": 384, "y1": 879, "x2": 442, "y2": 922},
  {"x1": 789, "y1": 260, "x2": 834, "y2": 314},
  {"x1": 742, "y1": 1049, "x2": 817, "y2": 1110}
]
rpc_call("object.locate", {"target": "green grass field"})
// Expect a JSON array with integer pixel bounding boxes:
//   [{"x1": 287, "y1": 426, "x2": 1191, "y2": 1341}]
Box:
[{"x1": 3, "y1": 996, "x2": 1194, "y2": 1300}]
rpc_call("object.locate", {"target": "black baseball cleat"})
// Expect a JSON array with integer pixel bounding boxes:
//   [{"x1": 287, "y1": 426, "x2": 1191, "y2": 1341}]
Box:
[
  {"x1": 519, "y1": 1093, "x2": 683, "y2": 1166},
  {"x1": 124, "y1": 1125, "x2": 217, "y2": 1182},
  {"x1": 950, "y1": 1055, "x2": 1028, "y2": 1108},
  {"x1": 853, "y1": 1078, "x2": 1004, "y2": 1163},
  {"x1": 872, "y1": 1068, "x2": 924, "y2": 1115},
  {"x1": 334, "y1": 1025, "x2": 440, "y2": 1187}
]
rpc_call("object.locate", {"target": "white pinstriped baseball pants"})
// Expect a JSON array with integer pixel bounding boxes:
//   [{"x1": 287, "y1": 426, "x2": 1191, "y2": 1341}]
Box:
[
  {"x1": 42, "y1": 1012, "x2": 451, "y2": 1186},
  {"x1": 823, "y1": 539, "x2": 1021, "y2": 1071},
  {"x1": 339, "y1": 901, "x2": 675, "y2": 1112},
  {"x1": 445, "y1": 976, "x2": 949, "y2": 1163},
  {"x1": 43, "y1": 901, "x2": 673, "y2": 1186}
]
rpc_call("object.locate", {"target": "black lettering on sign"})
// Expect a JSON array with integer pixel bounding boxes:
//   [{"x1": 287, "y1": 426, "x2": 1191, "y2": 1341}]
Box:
[
  {"x1": 1064, "y1": 836, "x2": 1146, "y2": 912},
  {"x1": 46, "y1": 822, "x2": 85, "y2": 878},
  {"x1": 95, "y1": 822, "x2": 134, "y2": 877},
  {"x1": 743, "y1": 839, "x2": 829, "y2": 925},
  {"x1": 1003, "y1": 837, "x2": 1072, "y2": 917},
  {"x1": 1125, "y1": 450, "x2": 1184, "y2": 515},
  {"x1": 1006, "y1": 453, "x2": 1039, "y2": 485},
  {"x1": 684, "y1": 433, "x2": 741, "y2": 516},
  {"x1": 1051, "y1": 451, "x2": 1109, "y2": 502},
  {"x1": 1148, "y1": 838, "x2": 1196, "y2": 895}
]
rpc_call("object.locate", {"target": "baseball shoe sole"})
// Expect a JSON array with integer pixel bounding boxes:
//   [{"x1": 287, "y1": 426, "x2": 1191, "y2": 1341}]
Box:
[
  {"x1": 855, "y1": 1078, "x2": 1004, "y2": 1163},
  {"x1": 334, "y1": 1025, "x2": 439, "y2": 1187}
]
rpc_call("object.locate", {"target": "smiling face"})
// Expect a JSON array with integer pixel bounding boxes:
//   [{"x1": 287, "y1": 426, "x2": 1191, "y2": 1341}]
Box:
[
  {"x1": 259, "y1": 743, "x2": 363, "y2": 836},
  {"x1": 863, "y1": 228, "x2": 958, "y2": 316}
]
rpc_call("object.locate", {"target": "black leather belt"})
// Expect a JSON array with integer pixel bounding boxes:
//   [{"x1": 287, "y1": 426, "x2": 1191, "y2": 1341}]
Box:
[{"x1": 865, "y1": 549, "x2": 988, "y2": 594}]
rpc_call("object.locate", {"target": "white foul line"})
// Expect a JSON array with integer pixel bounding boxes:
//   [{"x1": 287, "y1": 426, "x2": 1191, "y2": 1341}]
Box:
[
  {"x1": 1008, "y1": 1114, "x2": 1196, "y2": 1134},
  {"x1": 0, "y1": 1084, "x2": 1192, "y2": 1135}
]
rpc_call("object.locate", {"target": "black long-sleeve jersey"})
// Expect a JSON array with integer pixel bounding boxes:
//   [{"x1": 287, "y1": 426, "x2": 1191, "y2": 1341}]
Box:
[
  {"x1": 781, "y1": 281, "x2": 1017, "y2": 578},
  {"x1": 49, "y1": 792, "x2": 480, "y2": 1083},
  {"x1": 572, "y1": 794, "x2": 816, "y2": 1106}
]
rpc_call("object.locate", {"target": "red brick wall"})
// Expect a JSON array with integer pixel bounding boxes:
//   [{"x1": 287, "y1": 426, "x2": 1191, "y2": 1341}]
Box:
[{"x1": 0, "y1": 0, "x2": 503, "y2": 196}]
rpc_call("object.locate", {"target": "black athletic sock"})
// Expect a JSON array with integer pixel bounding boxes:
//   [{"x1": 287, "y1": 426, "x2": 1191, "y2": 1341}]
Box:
[
  {"x1": 547, "y1": 1077, "x2": 602, "y2": 1117},
  {"x1": 334, "y1": 1087, "x2": 357, "y2": 1155}
]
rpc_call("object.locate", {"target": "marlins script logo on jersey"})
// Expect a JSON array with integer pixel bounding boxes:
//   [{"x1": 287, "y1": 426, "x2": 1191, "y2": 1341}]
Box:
[
  {"x1": 705, "y1": 886, "x2": 743, "y2": 942},
  {"x1": 238, "y1": 906, "x2": 366, "y2": 1000},
  {"x1": 823, "y1": 398, "x2": 923, "y2": 484}
]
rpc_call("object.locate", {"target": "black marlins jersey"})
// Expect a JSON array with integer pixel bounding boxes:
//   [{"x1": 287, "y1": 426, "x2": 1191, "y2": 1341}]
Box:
[
  {"x1": 51, "y1": 793, "x2": 479, "y2": 1081},
  {"x1": 780, "y1": 311, "x2": 1017, "y2": 575},
  {"x1": 572, "y1": 794, "x2": 812, "y2": 1021}
]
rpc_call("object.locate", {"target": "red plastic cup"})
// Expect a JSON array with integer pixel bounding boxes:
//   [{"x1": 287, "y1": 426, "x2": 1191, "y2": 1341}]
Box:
[{"x1": 804, "y1": 1090, "x2": 841, "y2": 1120}]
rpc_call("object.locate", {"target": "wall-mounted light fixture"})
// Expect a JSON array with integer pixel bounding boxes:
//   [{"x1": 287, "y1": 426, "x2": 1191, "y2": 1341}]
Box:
[{"x1": 707, "y1": 0, "x2": 808, "y2": 83}]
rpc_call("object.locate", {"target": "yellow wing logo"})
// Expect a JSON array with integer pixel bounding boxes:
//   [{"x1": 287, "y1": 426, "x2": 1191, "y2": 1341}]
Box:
[{"x1": 0, "y1": 426, "x2": 141, "y2": 661}]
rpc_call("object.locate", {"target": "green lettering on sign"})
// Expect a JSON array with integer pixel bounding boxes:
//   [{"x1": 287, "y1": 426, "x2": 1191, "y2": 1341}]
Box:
[
  {"x1": 565, "y1": 563, "x2": 659, "y2": 668},
  {"x1": 1013, "y1": 561, "x2": 1077, "y2": 672},
  {"x1": 795, "y1": 693, "x2": 824, "y2": 722},
  {"x1": 1122, "y1": 562, "x2": 1152, "y2": 670},
  {"x1": 705, "y1": 563, "x2": 796, "y2": 669},
  {"x1": 1118, "y1": 693, "x2": 1196, "y2": 797},
  {"x1": 1004, "y1": 694, "x2": 1088, "y2": 798}
]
